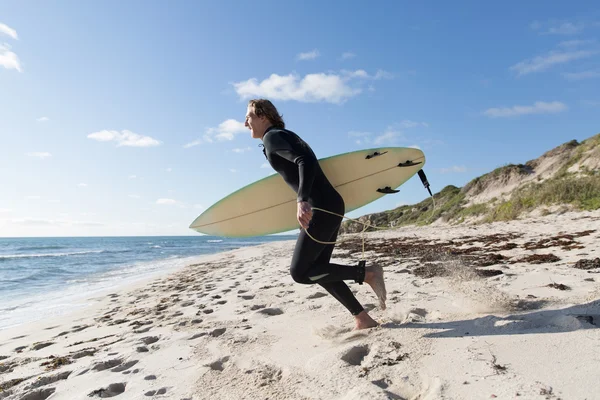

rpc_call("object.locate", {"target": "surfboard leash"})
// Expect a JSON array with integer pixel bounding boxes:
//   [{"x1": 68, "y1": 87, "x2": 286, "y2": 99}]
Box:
[{"x1": 304, "y1": 169, "x2": 436, "y2": 260}]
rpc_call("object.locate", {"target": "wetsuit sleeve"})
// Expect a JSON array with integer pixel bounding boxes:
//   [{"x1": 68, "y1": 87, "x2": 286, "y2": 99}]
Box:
[{"x1": 264, "y1": 132, "x2": 316, "y2": 203}]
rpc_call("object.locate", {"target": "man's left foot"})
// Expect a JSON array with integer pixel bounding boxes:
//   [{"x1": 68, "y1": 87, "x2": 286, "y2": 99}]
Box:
[{"x1": 365, "y1": 264, "x2": 387, "y2": 310}]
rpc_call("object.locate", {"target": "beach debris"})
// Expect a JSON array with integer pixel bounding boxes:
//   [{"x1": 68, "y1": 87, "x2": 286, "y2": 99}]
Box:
[
  {"x1": 515, "y1": 254, "x2": 561, "y2": 264},
  {"x1": 40, "y1": 355, "x2": 72, "y2": 371},
  {"x1": 31, "y1": 342, "x2": 55, "y2": 351},
  {"x1": 573, "y1": 258, "x2": 600, "y2": 270},
  {"x1": 546, "y1": 283, "x2": 571, "y2": 291}
]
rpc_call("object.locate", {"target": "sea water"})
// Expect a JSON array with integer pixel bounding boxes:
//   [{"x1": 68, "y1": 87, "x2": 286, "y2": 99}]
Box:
[{"x1": 0, "y1": 235, "x2": 295, "y2": 329}]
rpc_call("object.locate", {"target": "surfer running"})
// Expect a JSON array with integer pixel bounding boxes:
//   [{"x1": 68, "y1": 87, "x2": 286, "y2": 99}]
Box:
[{"x1": 245, "y1": 99, "x2": 387, "y2": 330}]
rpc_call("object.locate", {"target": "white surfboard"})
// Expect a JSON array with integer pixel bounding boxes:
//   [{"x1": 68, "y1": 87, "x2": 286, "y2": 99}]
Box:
[{"x1": 190, "y1": 147, "x2": 425, "y2": 237}]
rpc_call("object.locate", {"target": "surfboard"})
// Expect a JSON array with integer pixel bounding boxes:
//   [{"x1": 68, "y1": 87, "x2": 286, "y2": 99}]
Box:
[{"x1": 189, "y1": 147, "x2": 426, "y2": 237}]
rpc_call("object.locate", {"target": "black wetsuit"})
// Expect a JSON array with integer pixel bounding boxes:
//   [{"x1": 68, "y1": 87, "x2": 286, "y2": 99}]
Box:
[{"x1": 261, "y1": 126, "x2": 366, "y2": 315}]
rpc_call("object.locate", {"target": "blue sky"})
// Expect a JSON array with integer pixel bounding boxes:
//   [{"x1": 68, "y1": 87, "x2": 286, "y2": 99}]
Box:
[{"x1": 1, "y1": 1, "x2": 599, "y2": 237}]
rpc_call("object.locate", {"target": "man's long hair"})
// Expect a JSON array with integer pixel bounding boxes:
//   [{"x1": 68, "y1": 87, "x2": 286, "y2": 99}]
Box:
[{"x1": 248, "y1": 99, "x2": 285, "y2": 129}]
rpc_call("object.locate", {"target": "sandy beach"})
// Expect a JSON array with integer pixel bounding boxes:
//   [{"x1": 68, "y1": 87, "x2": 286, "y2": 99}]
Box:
[{"x1": 1, "y1": 210, "x2": 599, "y2": 400}]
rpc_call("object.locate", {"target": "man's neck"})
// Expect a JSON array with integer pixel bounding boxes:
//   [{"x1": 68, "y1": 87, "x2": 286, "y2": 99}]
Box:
[{"x1": 260, "y1": 125, "x2": 275, "y2": 140}]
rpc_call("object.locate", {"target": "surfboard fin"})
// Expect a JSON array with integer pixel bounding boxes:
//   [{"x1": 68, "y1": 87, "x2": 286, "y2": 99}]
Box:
[
  {"x1": 397, "y1": 160, "x2": 422, "y2": 167},
  {"x1": 377, "y1": 186, "x2": 400, "y2": 194},
  {"x1": 365, "y1": 151, "x2": 388, "y2": 159}
]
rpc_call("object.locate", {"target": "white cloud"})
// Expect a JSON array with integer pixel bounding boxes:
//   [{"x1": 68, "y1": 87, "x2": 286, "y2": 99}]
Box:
[
  {"x1": 297, "y1": 49, "x2": 319, "y2": 60},
  {"x1": 156, "y1": 198, "x2": 177, "y2": 205},
  {"x1": 87, "y1": 130, "x2": 161, "y2": 147},
  {"x1": 184, "y1": 119, "x2": 247, "y2": 147},
  {"x1": 341, "y1": 69, "x2": 393, "y2": 80},
  {"x1": 233, "y1": 72, "x2": 362, "y2": 104},
  {"x1": 348, "y1": 131, "x2": 372, "y2": 138},
  {"x1": 10, "y1": 218, "x2": 104, "y2": 227},
  {"x1": 408, "y1": 144, "x2": 421, "y2": 149},
  {"x1": 0, "y1": 208, "x2": 12, "y2": 213},
  {"x1": 398, "y1": 120, "x2": 429, "y2": 128},
  {"x1": 559, "y1": 39, "x2": 595, "y2": 48},
  {"x1": 546, "y1": 22, "x2": 585, "y2": 35},
  {"x1": 229, "y1": 168, "x2": 237, "y2": 173},
  {"x1": 183, "y1": 139, "x2": 203, "y2": 148},
  {"x1": 0, "y1": 23, "x2": 18, "y2": 40},
  {"x1": 37, "y1": 117, "x2": 50, "y2": 122},
  {"x1": 440, "y1": 165, "x2": 467, "y2": 173},
  {"x1": 341, "y1": 52, "x2": 356, "y2": 60},
  {"x1": 77, "y1": 183, "x2": 88, "y2": 187},
  {"x1": 373, "y1": 69, "x2": 394, "y2": 80},
  {"x1": 232, "y1": 147, "x2": 252, "y2": 153},
  {"x1": 128, "y1": 194, "x2": 140, "y2": 199},
  {"x1": 510, "y1": 50, "x2": 597, "y2": 76},
  {"x1": 233, "y1": 69, "x2": 393, "y2": 104},
  {"x1": 128, "y1": 175, "x2": 137, "y2": 179},
  {"x1": 25, "y1": 195, "x2": 41, "y2": 200},
  {"x1": 194, "y1": 204, "x2": 204, "y2": 209},
  {"x1": 210, "y1": 119, "x2": 247, "y2": 141},
  {"x1": 562, "y1": 70, "x2": 600, "y2": 80},
  {"x1": 483, "y1": 101, "x2": 568, "y2": 118},
  {"x1": 260, "y1": 162, "x2": 270, "y2": 169},
  {"x1": 166, "y1": 168, "x2": 172, "y2": 172},
  {"x1": 373, "y1": 130, "x2": 401, "y2": 145},
  {"x1": 26, "y1": 152, "x2": 51, "y2": 159},
  {"x1": 531, "y1": 20, "x2": 586, "y2": 35},
  {"x1": 0, "y1": 43, "x2": 22, "y2": 72},
  {"x1": 11, "y1": 218, "x2": 62, "y2": 226}
]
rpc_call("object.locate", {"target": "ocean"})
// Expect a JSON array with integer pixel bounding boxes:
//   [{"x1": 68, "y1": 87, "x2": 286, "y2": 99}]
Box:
[{"x1": 0, "y1": 235, "x2": 296, "y2": 330}]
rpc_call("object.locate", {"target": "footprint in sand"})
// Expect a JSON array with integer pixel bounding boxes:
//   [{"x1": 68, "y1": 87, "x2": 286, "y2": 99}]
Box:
[
  {"x1": 19, "y1": 387, "x2": 56, "y2": 400},
  {"x1": 31, "y1": 342, "x2": 55, "y2": 351},
  {"x1": 92, "y1": 358, "x2": 124, "y2": 372},
  {"x1": 111, "y1": 360, "x2": 139, "y2": 372},
  {"x1": 307, "y1": 292, "x2": 328, "y2": 299},
  {"x1": 144, "y1": 387, "x2": 168, "y2": 396},
  {"x1": 341, "y1": 345, "x2": 370, "y2": 366},
  {"x1": 71, "y1": 325, "x2": 90, "y2": 333},
  {"x1": 210, "y1": 328, "x2": 226, "y2": 337},
  {"x1": 206, "y1": 356, "x2": 230, "y2": 371},
  {"x1": 189, "y1": 333, "x2": 207, "y2": 340},
  {"x1": 88, "y1": 382, "x2": 126, "y2": 398},
  {"x1": 257, "y1": 308, "x2": 284, "y2": 316},
  {"x1": 71, "y1": 348, "x2": 97, "y2": 359},
  {"x1": 140, "y1": 336, "x2": 159, "y2": 345},
  {"x1": 24, "y1": 371, "x2": 71, "y2": 390}
]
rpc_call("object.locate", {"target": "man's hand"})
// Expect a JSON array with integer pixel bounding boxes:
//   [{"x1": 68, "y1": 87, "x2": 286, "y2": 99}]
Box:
[{"x1": 297, "y1": 201, "x2": 313, "y2": 230}]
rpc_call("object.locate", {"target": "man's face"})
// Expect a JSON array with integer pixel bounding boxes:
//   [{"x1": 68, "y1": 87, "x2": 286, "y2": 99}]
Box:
[{"x1": 245, "y1": 106, "x2": 269, "y2": 139}]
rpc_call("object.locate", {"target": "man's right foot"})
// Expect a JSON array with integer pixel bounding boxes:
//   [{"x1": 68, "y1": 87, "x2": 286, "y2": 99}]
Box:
[{"x1": 365, "y1": 264, "x2": 387, "y2": 310}]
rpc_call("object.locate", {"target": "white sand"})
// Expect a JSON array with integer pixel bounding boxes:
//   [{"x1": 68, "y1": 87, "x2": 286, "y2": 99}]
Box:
[{"x1": 1, "y1": 210, "x2": 599, "y2": 399}]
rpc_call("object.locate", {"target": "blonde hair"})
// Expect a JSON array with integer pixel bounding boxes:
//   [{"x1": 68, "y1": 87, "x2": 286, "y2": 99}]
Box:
[{"x1": 248, "y1": 99, "x2": 285, "y2": 129}]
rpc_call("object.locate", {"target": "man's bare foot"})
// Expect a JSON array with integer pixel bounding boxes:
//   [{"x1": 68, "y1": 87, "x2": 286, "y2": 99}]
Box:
[
  {"x1": 354, "y1": 310, "x2": 378, "y2": 330},
  {"x1": 364, "y1": 264, "x2": 387, "y2": 310}
]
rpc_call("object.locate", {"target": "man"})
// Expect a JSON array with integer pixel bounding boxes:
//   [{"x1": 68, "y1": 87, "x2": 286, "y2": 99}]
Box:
[{"x1": 245, "y1": 99, "x2": 386, "y2": 330}]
